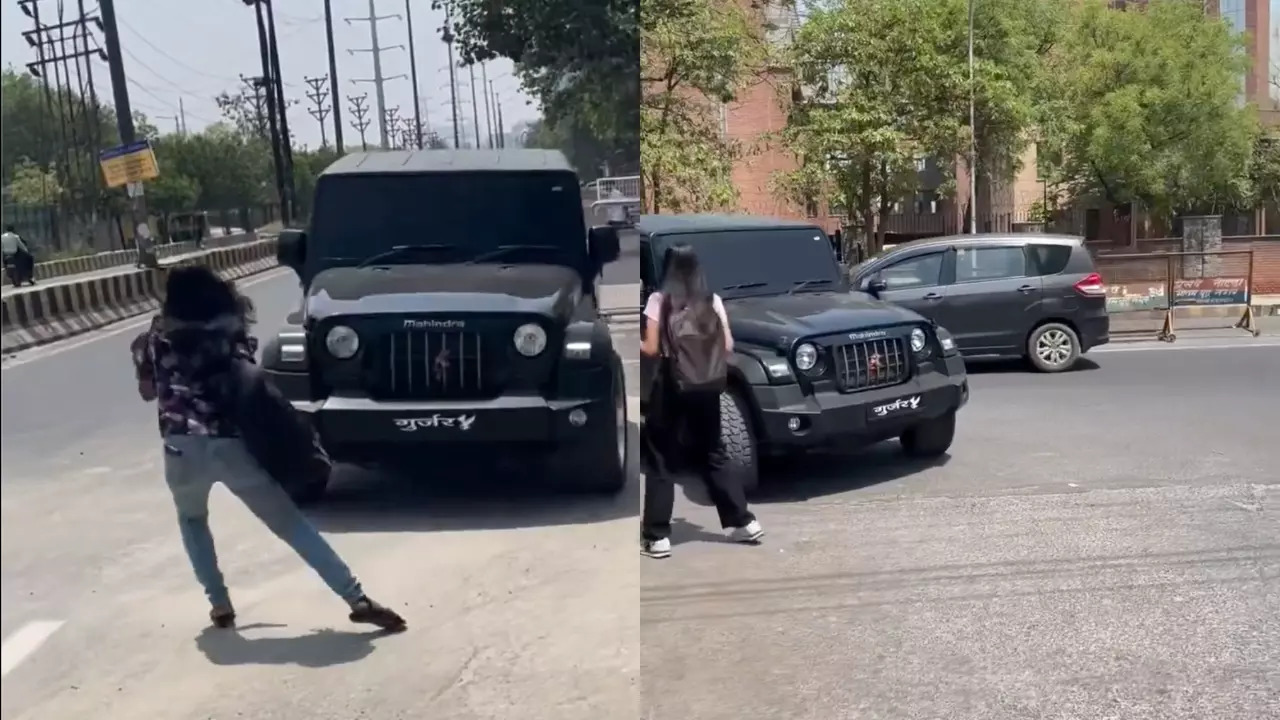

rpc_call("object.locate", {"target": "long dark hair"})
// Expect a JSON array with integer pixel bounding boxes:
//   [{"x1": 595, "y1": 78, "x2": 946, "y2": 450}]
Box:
[
  {"x1": 659, "y1": 244, "x2": 712, "y2": 311},
  {"x1": 162, "y1": 266, "x2": 254, "y2": 326}
]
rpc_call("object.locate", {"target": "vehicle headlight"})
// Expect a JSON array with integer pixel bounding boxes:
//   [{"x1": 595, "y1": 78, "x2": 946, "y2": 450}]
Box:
[
  {"x1": 910, "y1": 327, "x2": 928, "y2": 353},
  {"x1": 325, "y1": 325, "x2": 360, "y2": 359},
  {"x1": 794, "y1": 342, "x2": 818, "y2": 372},
  {"x1": 514, "y1": 323, "x2": 547, "y2": 357}
]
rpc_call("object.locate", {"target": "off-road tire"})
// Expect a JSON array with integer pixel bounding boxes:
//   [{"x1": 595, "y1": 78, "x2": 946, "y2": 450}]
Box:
[
  {"x1": 720, "y1": 388, "x2": 759, "y2": 495},
  {"x1": 901, "y1": 410, "x2": 956, "y2": 459},
  {"x1": 555, "y1": 357, "x2": 628, "y2": 495},
  {"x1": 1027, "y1": 322, "x2": 1081, "y2": 373}
]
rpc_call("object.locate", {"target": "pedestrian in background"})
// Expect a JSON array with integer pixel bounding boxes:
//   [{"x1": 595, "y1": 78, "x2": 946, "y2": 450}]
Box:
[
  {"x1": 131, "y1": 265, "x2": 406, "y2": 631},
  {"x1": 639, "y1": 244, "x2": 763, "y2": 559}
]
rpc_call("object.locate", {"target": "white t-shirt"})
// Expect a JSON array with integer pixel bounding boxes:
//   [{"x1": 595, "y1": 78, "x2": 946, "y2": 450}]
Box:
[
  {"x1": 643, "y1": 291, "x2": 732, "y2": 352},
  {"x1": 1, "y1": 231, "x2": 28, "y2": 255}
]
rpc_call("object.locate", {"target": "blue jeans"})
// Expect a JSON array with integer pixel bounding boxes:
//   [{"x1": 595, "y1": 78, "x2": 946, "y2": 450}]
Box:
[{"x1": 162, "y1": 434, "x2": 363, "y2": 607}]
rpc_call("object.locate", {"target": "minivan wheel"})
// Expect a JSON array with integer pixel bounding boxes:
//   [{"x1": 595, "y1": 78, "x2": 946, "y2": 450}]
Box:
[{"x1": 1027, "y1": 322, "x2": 1081, "y2": 373}]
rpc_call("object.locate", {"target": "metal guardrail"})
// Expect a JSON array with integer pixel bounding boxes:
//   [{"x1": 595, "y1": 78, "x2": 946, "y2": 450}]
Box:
[{"x1": 1097, "y1": 249, "x2": 1261, "y2": 341}]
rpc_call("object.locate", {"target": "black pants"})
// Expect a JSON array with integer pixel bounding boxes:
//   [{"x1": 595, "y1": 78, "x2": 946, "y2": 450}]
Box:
[{"x1": 642, "y1": 388, "x2": 754, "y2": 541}]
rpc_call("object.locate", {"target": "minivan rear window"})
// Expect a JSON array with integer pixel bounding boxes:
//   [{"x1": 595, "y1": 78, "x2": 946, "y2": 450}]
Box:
[{"x1": 1029, "y1": 244, "x2": 1073, "y2": 276}]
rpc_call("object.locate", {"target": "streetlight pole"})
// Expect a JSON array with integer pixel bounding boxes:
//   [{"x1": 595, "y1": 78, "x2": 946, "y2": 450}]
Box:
[{"x1": 968, "y1": 0, "x2": 977, "y2": 235}]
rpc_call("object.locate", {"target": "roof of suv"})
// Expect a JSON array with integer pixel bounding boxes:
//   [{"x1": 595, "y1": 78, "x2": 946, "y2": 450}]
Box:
[
  {"x1": 321, "y1": 149, "x2": 575, "y2": 176},
  {"x1": 889, "y1": 233, "x2": 1084, "y2": 252},
  {"x1": 637, "y1": 213, "x2": 822, "y2": 237}
]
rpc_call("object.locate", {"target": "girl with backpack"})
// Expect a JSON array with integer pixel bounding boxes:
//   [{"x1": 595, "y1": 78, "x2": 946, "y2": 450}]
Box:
[{"x1": 640, "y1": 244, "x2": 764, "y2": 559}]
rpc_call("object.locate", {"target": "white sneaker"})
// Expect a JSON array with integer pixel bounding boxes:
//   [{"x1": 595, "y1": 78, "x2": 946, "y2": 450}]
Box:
[
  {"x1": 641, "y1": 537, "x2": 672, "y2": 558},
  {"x1": 728, "y1": 520, "x2": 764, "y2": 543}
]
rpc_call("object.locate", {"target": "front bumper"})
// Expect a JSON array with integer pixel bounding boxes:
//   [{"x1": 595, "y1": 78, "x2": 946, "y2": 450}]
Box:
[{"x1": 752, "y1": 354, "x2": 968, "y2": 449}]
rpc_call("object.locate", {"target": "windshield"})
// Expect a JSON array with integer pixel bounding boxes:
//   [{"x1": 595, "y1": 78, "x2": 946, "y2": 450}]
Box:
[
  {"x1": 658, "y1": 227, "x2": 842, "y2": 296},
  {"x1": 307, "y1": 171, "x2": 587, "y2": 266}
]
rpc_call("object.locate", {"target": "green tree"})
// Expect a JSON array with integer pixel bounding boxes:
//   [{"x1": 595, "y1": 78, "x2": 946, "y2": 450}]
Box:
[
  {"x1": 151, "y1": 124, "x2": 273, "y2": 210},
  {"x1": 5, "y1": 160, "x2": 64, "y2": 205},
  {"x1": 780, "y1": 0, "x2": 967, "y2": 252},
  {"x1": 641, "y1": 0, "x2": 765, "y2": 213},
  {"x1": 439, "y1": 0, "x2": 639, "y2": 170},
  {"x1": 145, "y1": 172, "x2": 201, "y2": 215},
  {"x1": 1037, "y1": 0, "x2": 1257, "y2": 217}
]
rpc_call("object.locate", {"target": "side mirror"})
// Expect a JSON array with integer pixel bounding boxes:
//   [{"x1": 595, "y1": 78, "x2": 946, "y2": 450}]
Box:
[
  {"x1": 277, "y1": 228, "x2": 307, "y2": 271},
  {"x1": 862, "y1": 274, "x2": 888, "y2": 296},
  {"x1": 587, "y1": 225, "x2": 621, "y2": 265}
]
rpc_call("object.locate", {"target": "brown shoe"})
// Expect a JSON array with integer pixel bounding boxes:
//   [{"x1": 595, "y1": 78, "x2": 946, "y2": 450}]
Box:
[{"x1": 348, "y1": 596, "x2": 406, "y2": 632}]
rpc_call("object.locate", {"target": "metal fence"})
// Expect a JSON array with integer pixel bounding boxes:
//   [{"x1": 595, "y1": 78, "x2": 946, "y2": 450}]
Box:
[{"x1": 1096, "y1": 249, "x2": 1261, "y2": 341}]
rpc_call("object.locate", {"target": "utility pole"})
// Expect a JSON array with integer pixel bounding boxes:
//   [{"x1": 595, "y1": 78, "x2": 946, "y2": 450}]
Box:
[
  {"x1": 348, "y1": 94, "x2": 371, "y2": 151},
  {"x1": 489, "y1": 81, "x2": 500, "y2": 147},
  {"x1": 304, "y1": 75, "x2": 332, "y2": 148},
  {"x1": 179, "y1": 96, "x2": 188, "y2": 134},
  {"x1": 240, "y1": 75, "x2": 268, "y2": 138},
  {"x1": 495, "y1": 93, "x2": 505, "y2": 149},
  {"x1": 404, "y1": 0, "x2": 424, "y2": 149},
  {"x1": 262, "y1": 0, "x2": 296, "y2": 222},
  {"x1": 322, "y1": 0, "x2": 343, "y2": 153},
  {"x1": 481, "y1": 62, "x2": 493, "y2": 148},
  {"x1": 345, "y1": 0, "x2": 404, "y2": 149},
  {"x1": 467, "y1": 63, "x2": 481, "y2": 149},
  {"x1": 441, "y1": 9, "x2": 460, "y2": 149},
  {"x1": 383, "y1": 106, "x2": 401, "y2": 148},
  {"x1": 248, "y1": 0, "x2": 288, "y2": 224},
  {"x1": 97, "y1": 0, "x2": 149, "y2": 248}
]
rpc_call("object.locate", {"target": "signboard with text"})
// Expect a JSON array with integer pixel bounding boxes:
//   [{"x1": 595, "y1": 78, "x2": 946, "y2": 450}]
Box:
[
  {"x1": 1106, "y1": 277, "x2": 1250, "y2": 312},
  {"x1": 99, "y1": 140, "x2": 159, "y2": 188}
]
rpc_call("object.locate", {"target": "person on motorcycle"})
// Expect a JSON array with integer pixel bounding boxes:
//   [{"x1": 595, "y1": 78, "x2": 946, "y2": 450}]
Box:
[{"x1": 1, "y1": 225, "x2": 36, "y2": 286}]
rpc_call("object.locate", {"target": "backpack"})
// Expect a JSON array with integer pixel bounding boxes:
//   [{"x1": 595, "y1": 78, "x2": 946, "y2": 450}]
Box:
[{"x1": 661, "y1": 293, "x2": 729, "y2": 394}]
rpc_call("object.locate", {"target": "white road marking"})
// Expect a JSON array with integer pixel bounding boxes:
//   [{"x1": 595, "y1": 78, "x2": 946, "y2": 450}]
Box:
[
  {"x1": 1091, "y1": 340, "x2": 1280, "y2": 354},
  {"x1": 1, "y1": 620, "x2": 65, "y2": 678},
  {"x1": 2, "y1": 268, "x2": 292, "y2": 370}
]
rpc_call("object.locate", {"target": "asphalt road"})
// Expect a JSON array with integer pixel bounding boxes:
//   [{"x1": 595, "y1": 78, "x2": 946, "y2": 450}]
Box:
[
  {"x1": 641, "y1": 339, "x2": 1280, "y2": 720},
  {"x1": 1, "y1": 268, "x2": 642, "y2": 720}
]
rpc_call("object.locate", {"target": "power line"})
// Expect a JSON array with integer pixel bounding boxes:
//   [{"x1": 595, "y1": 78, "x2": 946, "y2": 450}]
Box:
[
  {"x1": 345, "y1": 0, "x2": 405, "y2": 148},
  {"x1": 347, "y1": 93, "x2": 371, "y2": 151},
  {"x1": 304, "y1": 75, "x2": 331, "y2": 148}
]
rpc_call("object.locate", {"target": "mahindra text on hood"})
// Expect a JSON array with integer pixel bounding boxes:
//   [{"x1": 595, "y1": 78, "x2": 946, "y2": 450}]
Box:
[
  {"x1": 303, "y1": 264, "x2": 583, "y2": 322},
  {"x1": 724, "y1": 291, "x2": 924, "y2": 347}
]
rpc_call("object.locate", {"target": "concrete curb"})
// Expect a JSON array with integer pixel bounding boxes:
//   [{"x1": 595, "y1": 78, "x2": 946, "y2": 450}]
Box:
[
  {"x1": 2, "y1": 232, "x2": 260, "y2": 287},
  {"x1": 1, "y1": 239, "x2": 280, "y2": 354}
]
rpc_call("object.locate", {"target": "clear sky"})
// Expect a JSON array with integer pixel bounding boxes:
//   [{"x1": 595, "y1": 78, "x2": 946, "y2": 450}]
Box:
[{"x1": 0, "y1": 0, "x2": 539, "y2": 150}]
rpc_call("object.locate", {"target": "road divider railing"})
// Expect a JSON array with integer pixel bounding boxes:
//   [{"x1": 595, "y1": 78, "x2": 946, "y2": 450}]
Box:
[
  {"x1": 2, "y1": 232, "x2": 260, "y2": 287},
  {"x1": 1, "y1": 237, "x2": 279, "y2": 354},
  {"x1": 1096, "y1": 248, "x2": 1266, "y2": 342}
]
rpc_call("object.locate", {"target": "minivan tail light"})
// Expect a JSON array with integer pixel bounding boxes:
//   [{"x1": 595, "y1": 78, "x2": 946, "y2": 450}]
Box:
[{"x1": 1073, "y1": 272, "x2": 1106, "y2": 297}]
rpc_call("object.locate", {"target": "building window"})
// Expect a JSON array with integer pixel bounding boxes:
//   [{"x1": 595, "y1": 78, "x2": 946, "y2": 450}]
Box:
[{"x1": 804, "y1": 197, "x2": 819, "y2": 218}]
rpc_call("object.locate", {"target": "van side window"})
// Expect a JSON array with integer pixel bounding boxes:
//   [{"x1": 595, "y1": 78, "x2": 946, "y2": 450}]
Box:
[
  {"x1": 880, "y1": 252, "x2": 945, "y2": 290},
  {"x1": 954, "y1": 246, "x2": 1027, "y2": 283},
  {"x1": 1028, "y1": 244, "x2": 1072, "y2": 276}
]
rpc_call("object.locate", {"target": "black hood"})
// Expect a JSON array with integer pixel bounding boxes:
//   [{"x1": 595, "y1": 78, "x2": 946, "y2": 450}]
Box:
[
  {"x1": 304, "y1": 263, "x2": 583, "y2": 322},
  {"x1": 725, "y1": 291, "x2": 924, "y2": 347}
]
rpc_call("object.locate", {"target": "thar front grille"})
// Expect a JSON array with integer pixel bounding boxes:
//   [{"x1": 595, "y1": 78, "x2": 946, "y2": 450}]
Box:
[
  {"x1": 833, "y1": 337, "x2": 910, "y2": 391},
  {"x1": 369, "y1": 330, "x2": 497, "y2": 400}
]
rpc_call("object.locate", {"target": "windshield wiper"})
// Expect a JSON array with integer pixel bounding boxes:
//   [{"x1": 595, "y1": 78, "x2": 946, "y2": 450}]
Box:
[
  {"x1": 356, "y1": 244, "x2": 457, "y2": 268},
  {"x1": 464, "y1": 244, "x2": 566, "y2": 264},
  {"x1": 787, "y1": 278, "x2": 835, "y2": 295},
  {"x1": 721, "y1": 282, "x2": 768, "y2": 291}
]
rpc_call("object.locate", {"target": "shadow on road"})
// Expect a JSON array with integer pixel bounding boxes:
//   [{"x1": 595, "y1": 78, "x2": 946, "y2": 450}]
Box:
[
  {"x1": 195, "y1": 622, "x2": 394, "y2": 668},
  {"x1": 306, "y1": 423, "x2": 641, "y2": 533},
  {"x1": 748, "y1": 442, "x2": 952, "y2": 504},
  {"x1": 964, "y1": 357, "x2": 1100, "y2": 375}
]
